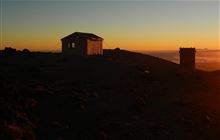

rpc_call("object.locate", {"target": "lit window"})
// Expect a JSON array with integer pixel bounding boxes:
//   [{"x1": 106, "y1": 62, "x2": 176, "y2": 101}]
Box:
[
  {"x1": 68, "y1": 42, "x2": 75, "y2": 48},
  {"x1": 72, "y1": 42, "x2": 75, "y2": 48}
]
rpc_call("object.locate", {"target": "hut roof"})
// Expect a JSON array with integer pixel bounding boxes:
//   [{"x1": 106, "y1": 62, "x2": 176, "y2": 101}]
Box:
[{"x1": 61, "y1": 32, "x2": 103, "y2": 41}]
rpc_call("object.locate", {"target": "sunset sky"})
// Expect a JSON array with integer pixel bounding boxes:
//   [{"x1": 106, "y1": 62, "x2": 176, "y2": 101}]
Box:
[{"x1": 1, "y1": 0, "x2": 219, "y2": 51}]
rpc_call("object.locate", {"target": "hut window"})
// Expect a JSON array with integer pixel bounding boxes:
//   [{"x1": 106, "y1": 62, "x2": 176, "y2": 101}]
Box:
[
  {"x1": 68, "y1": 42, "x2": 75, "y2": 48},
  {"x1": 72, "y1": 42, "x2": 75, "y2": 48}
]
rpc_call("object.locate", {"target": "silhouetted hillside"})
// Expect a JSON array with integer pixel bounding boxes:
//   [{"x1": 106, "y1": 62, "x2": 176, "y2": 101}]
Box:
[
  {"x1": 104, "y1": 49, "x2": 179, "y2": 73},
  {"x1": 0, "y1": 50, "x2": 219, "y2": 140}
]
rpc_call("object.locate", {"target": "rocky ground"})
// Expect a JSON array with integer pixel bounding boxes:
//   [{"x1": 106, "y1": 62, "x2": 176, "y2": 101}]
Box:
[{"x1": 0, "y1": 49, "x2": 220, "y2": 140}]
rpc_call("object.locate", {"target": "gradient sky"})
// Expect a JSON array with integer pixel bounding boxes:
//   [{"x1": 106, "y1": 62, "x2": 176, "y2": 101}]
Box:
[{"x1": 0, "y1": 0, "x2": 219, "y2": 51}]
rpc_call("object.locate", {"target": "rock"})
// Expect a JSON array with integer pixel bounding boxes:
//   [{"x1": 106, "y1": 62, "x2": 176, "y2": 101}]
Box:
[{"x1": 98, "y1": 131, "x2": 108, "y2": 140}]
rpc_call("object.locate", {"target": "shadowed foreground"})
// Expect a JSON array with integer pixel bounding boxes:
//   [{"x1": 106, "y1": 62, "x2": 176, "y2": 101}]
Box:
[{"x1": 0, "y1": 50, "x2": 220, "y2": 140}]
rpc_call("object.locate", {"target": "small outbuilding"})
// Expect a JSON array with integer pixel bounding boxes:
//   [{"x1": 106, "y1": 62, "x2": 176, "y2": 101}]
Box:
[
  {"x1": 179, "y1": 48, "x2": 196, "y2": 71},
  {"x1": 61, "y1": 32, "x2": 103, "y2": 56}
]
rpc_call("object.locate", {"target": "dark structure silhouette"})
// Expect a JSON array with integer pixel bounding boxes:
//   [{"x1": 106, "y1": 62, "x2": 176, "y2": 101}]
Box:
[
  {"x1": 179, "y1": 48, "x2": 196, "y2": 71},
  {"x1": 61, "y1": 32, "x2": 103, "y2": 56},
  {"x1": 3, "y1": 47, "x2": 17, "y2": 55}
]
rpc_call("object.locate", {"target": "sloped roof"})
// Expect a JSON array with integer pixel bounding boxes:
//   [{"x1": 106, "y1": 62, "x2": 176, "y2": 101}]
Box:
[{"x1": 61, "y1": 32, "x2": 103, "y2": 41}]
